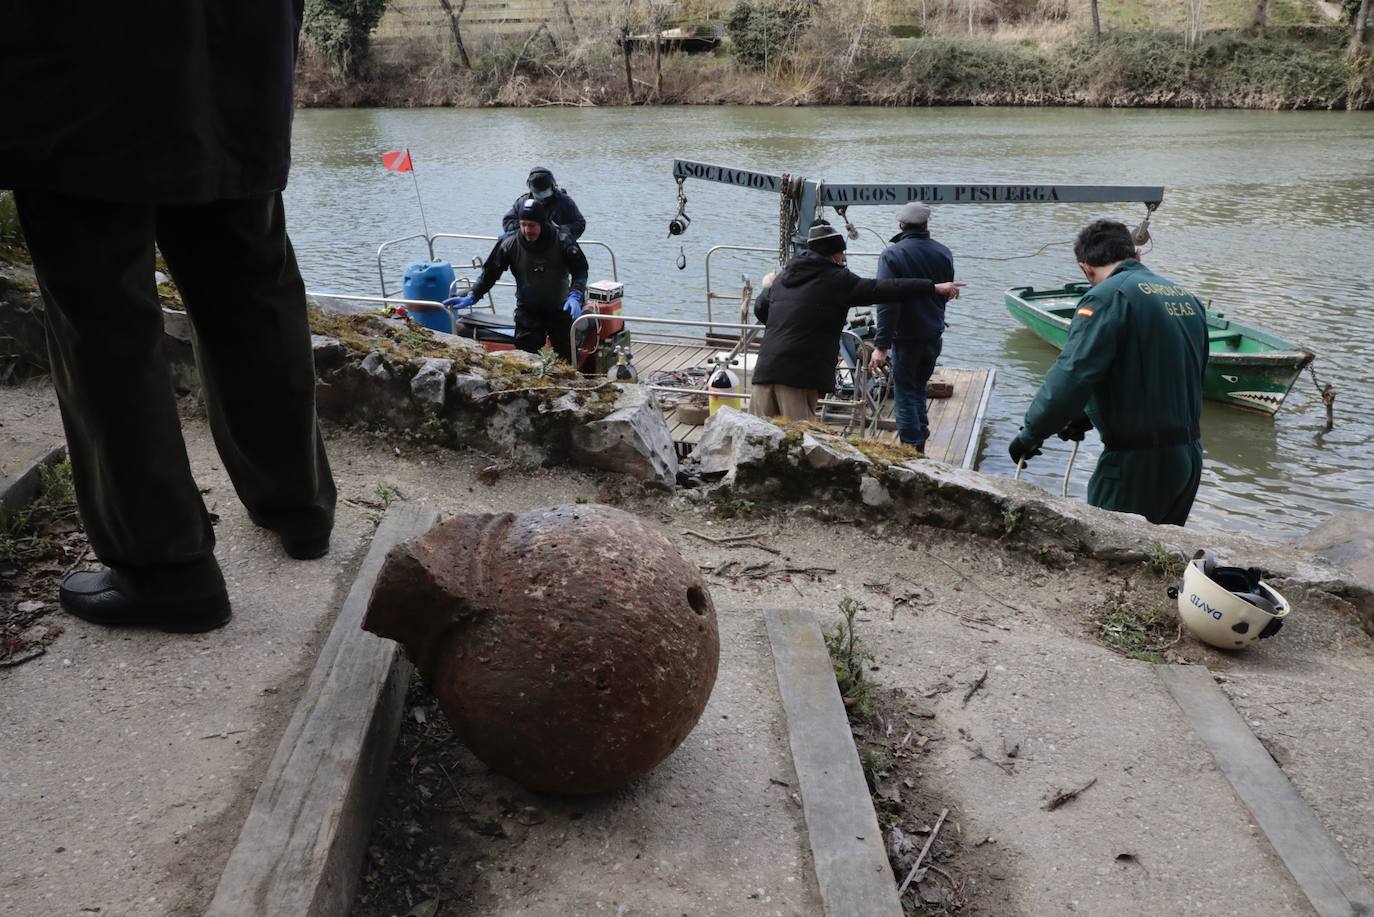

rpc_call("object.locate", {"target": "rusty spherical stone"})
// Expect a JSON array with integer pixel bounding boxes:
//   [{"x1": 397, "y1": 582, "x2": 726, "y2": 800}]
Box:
[{"x1": 363, "y1": 504, "x2": 720, "y2": 795}]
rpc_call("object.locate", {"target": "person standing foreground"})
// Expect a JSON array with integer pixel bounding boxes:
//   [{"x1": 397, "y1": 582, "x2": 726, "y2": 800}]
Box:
[
  {"x1": 0, "y1": 1, "x2": 336, "y2": 631},
  {"x1": 1009, "y1": 219, "x2": 1208, "y2": 526}
]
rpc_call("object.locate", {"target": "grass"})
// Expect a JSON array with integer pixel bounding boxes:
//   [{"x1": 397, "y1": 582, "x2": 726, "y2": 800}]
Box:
[
  {"x1": 710, "y1": 498, "x2": 758, "y2": 520},
  {"x1": 0, "y1": 460, "x2": 78, "y2": 565},
  {"x1": 308, "y1": 308, "x2": 482, "y2": 363},
  {"x1": 1143, "y1": 541, "x2": 1187, "y2": 579},
  {"x1": 858, "y1": 745, "x2": 891, "y2": 791},
  {"x1": 848, "y1": 436, "x2": 924, "y2": 466},
  {"x1": 825, "y1": 597, "x2": 878, "y2": 720},
  {"x1": 1096, "y1": 602, "x2": 1177, "y2": 663},
  {"x1": 361, "y1": 481, "x2": 403, "y2": 525},
  {"x1": 1001, "y1": 508, "x2": 1023, "y2": 537}
]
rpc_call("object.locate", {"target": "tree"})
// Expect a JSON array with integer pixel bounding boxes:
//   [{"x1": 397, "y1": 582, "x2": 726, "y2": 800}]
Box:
[
  {"x1": 303, "y1": 0, "x2": 390, "y2": 77},
  {"x1": 725, "y1": 0, "x2": 813, "y2": 69},
  {"x1": 436, "y1": 0, "x2": 471, "y2": 69},
  {"x1": 621, "y1": 0, "x2": 637, "y2": 101},
  {"x1": 1185, "y1": 0, "x2": 1204, "y2": 49},
  {"x1": 1352, "y1": 0, "x2": 1370, "y2": 54},
  {"x1": 1090, "y1": 0, "x2": 1102, "y2": 42}
]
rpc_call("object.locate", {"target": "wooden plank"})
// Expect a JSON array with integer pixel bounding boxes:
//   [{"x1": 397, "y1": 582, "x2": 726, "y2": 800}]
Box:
[
  {"x1": 961, "y1": 369, "x2": 997, "y2": 469},
  {"x1": 1156, "y1": 664, "x2": 1374, "y2": 917},
  {"x1": 206, "y1": 502, "x2": 440, "y2": 917},
  {"x1": 629, "y1": 344, "x2": 679, "y2": 375},
  {"x1": 921, "y1": 367, "x2": 964, "y2": 464},
  {"x1": 935, "y1": 369, "x2": 988, "y2": 465},
  {"x1": 1, "y1": 443, "x2": 66, "y2": 520},
  {"x1": 764, "y1": 608, "x2": 904, "y2": 917}
]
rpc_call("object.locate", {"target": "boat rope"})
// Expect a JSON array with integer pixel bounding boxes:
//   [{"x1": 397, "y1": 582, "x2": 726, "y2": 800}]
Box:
[
  {"x1": 958, "y1": 239, "x2": 1075, "y2": 262},
  {"x1": 1307, "y1": 360, "x2": 1336, "y2": 431}
]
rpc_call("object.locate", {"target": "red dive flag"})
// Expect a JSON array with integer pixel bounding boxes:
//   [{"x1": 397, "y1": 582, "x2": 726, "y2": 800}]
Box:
[{"x1": 382, "y1": 149, "x2": 413, "y2": 173}]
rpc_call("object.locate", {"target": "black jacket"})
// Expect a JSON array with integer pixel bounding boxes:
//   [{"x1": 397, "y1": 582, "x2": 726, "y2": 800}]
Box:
[
  {"x1": 501, "y1": 190, "x2": 587, "y2": 240},
  {"x1": 470, "y1": 225, "x2": 589, "y2": 312},
  {"x1": 874, "y1": 229, "x2": 955, "y2": 347},
  {"x1": 0, "y1": 1, "x2": 303, "y2": 204},
  {"x1": 752, "y1": 251, "x2": 937, "y2": 394}
]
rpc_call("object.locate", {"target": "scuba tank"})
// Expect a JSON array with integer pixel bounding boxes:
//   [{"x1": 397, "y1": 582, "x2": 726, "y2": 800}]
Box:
[
  {"x1": 607, "y1": 346, "x2": 638, "y2": 383},
  {"x1": 707, "y1": 357, "x2": 743, "y2": 416}
]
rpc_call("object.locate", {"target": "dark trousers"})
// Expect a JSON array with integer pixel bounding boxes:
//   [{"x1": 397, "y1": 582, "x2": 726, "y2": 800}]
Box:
[
  {"x1": 891, "y1": 336, "x2": 943, "y2": 449},
  {"x1": 14, "y1": 190, "x2": 335, "y2": 594},
  {"x1": 1088, "y1": 442, "x2": 1203, "y2": 527},
  {"x1": 514, "y1": 304, "x2": 574, "y2": 363}
]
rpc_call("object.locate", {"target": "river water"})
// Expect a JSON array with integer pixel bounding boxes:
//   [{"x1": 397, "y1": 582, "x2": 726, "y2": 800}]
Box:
[{"x1": 285, "y1": 106, "x2": 1374, "y2": 540}]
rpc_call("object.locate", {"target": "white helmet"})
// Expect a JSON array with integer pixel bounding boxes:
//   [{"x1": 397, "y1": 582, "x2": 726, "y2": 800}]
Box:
[{"x1": 1170, "y1": 550, "x2": 1289, "y2": 650}]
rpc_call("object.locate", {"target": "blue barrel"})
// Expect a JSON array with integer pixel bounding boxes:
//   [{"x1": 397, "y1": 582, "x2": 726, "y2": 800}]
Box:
[{"x1": 401, "y1": 261, "x2": 457, "y2": 333}]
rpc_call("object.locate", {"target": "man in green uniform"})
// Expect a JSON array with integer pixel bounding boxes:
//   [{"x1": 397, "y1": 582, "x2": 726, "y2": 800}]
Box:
[{"x1": 1009, "y1": 220, "x2": 1208, "y2": 526}]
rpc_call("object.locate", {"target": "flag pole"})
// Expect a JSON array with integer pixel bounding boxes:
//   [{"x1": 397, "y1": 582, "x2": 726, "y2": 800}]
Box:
[{"x1": 407, "y1": 147, "x2": 431, "y2": 241}]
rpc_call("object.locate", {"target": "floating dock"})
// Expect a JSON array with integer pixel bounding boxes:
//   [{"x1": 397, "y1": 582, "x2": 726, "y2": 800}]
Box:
[{"x1": 631, "y1": 340, "x2": 995, "y2": 470}]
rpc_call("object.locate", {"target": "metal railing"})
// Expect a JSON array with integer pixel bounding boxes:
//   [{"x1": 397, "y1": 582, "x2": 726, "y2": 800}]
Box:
[
  {"x1": 306, "y1": 291, "x2": 455, "y2": 322},
  {"x1": 569, "y1": 312, "x2": 872, "y2": 430},
  {"x1": 703, "y1": 243, "x2": 883, "y2": 328},
  {"x1": 376, "y1": 230, "x2": 619, "y2": 301}
]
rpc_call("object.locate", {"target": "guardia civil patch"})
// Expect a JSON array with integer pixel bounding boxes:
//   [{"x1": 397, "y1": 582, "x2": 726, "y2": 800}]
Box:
[{"x1": 1076, "y1": 306, "x2": 1094, "y2": 317}]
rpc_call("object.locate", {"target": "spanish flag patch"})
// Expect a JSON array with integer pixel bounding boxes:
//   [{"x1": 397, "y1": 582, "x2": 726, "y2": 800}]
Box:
[{"x1": 1076, "y1": 306, "x2": 1094, "y2": 318}]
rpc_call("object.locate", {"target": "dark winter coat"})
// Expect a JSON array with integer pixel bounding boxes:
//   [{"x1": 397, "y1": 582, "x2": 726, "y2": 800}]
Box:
[
  {"x1": 752, "y1": 251, "x2": 937, "y2": 394},
  {"x1": 0, "y1": 1, "x2": 303, "y2": 204},
  {"x1": 502, "y1": 189, "x2": 587, "y2": 240},
  {"x1": 874, "y1": 229, "x2": 956, "y2": 347},
  {"x1": 470, "y1": 225, "x2": 589, "y2": 312}
]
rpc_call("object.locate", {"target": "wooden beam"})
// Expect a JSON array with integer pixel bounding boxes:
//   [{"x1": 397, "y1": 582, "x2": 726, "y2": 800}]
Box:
[
  {"x1": 765, "y1": 608, "x2": 904, "y2": 917},
  {"x1": 206, "y1": 502, "x2": 440, "y2": 917},
  {"x1": 1156, "y1": 664, "x2": 1374, "y2": 917}
]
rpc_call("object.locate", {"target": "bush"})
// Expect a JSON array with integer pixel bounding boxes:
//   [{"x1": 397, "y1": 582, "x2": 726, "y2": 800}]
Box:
[
  {"x1": 303, "y1": 0, "x2": 389, "y2": 77},
  {"x1": 726, "y1": 0, "x2": 814, "y2": 68}
]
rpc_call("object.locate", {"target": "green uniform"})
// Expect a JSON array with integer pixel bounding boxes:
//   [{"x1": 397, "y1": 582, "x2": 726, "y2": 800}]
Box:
[{"x1": 1019, "y1": 260, "x2": 1208, "y2": 526}]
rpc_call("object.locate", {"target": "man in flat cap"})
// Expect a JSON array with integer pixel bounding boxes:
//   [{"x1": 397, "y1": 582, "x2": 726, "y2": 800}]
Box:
[
  {"x1": 751, "y1": 220, "x2": 963, "y2": 421},
  {"x1": 868, "y1": 202, "x2": 958, "y2": 455}
]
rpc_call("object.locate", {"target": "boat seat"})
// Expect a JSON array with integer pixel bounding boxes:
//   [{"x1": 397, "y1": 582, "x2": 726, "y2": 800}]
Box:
[{"x1": 1208, "y1": 331, "x2": 1244, "y2": 349}]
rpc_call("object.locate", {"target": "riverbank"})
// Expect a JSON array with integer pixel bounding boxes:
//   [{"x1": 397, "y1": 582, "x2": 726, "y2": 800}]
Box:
[
  {"x1": 5, "y1": 371, "x2": 1374, "y2": 914},
  {"x1": 296, "y1": 29, "x2": 1374, "y2": 111}
]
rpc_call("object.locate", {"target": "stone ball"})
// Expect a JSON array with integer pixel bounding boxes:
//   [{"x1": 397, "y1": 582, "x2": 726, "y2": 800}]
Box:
[{"x1": 363, "y1": 504, "x2": 720, "y2": 794}]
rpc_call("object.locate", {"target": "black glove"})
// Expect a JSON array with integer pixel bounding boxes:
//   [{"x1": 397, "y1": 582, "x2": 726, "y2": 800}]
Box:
[
  {"x1": 1008, "y1": 437, "x2": 1042, "y2": 466},
  {"x1": 1057, "y1": 414, "x2": 1093, "y2": 442}
]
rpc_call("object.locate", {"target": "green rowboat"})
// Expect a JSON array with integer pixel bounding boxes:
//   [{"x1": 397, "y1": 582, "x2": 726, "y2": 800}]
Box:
[{"x1": 1004, "y1": 282, "x2": 1314, "y2": 416}]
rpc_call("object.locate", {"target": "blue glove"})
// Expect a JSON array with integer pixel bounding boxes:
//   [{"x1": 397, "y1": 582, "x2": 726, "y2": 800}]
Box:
[
  {"x1": 563, "y1": 291, "x2": 584, "y2": 319},
  {"x1": 444, "y1": 294, "x2": 477, "y2": 310}
]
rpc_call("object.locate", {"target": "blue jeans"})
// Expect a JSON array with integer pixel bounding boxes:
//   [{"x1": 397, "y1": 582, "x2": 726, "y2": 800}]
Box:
[{"x1": 891, "y1": 337, "x2": 942, "y2": 449}]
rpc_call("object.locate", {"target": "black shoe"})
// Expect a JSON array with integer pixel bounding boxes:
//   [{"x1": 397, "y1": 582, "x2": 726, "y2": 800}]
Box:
[
  {"x1": 247, "y1": 511, "x2": 331, "y2": 560},
  {"x1": 59, "y1": 569, "x2": 231, "y2": 633},
  {"x1": 281, "y1": 532, "x2": 330, "y2": 560}
]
